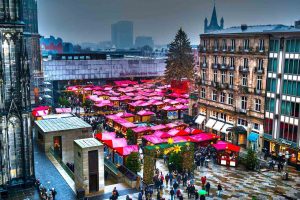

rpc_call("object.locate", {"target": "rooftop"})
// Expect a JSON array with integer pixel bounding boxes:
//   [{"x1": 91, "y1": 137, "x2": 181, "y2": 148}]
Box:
[
  {"x1": 74, "y1": 138, "x2": 102, "y2": 149},
  {"x1": 202, "y1": 24, "x2": 300, "y2": 35},
  {"x1": 35, "y1": 116, "x2": 91, "y2": 133}
]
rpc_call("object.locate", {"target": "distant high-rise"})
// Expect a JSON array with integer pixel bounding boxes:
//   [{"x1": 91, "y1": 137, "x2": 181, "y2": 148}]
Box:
[
  {"x1": 135, "y1": 36, "x2": 154, "y2": 48},
  {"x1": 111, "y1": 21, "x2": 133, "y2": 49},
  {"x1": 0, "y1": 0, "x2": 35, "y2": 190},
  {"x1": 204, "y1": 2, "x2": 224, "y2": 33}
]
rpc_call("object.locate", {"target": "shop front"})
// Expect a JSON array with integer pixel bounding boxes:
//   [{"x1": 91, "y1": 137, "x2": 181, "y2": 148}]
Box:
[{"x1": 248, "y1": 132, "x2": 259, "y2": 151}]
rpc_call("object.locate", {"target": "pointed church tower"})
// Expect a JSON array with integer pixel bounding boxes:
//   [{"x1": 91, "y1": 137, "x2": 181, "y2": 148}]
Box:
[{"x1": 204, "y1": 1, "x2": 224, "y2": 33}]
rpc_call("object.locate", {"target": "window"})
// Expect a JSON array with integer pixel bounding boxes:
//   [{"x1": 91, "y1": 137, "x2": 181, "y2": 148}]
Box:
[
  {"x1": 229, "y1": 72, "x2": 234, "y2": 86},
  {"x1": 244, "y1": 39, "x2": 249, "y2": 50},
  {"x1": 214, "y1": 39, "x2": 219, "y2": 50},
  {"x1": 279, "y1": 122, "x2": 298, "y2": 142},
  {"x1": 222, "y1": 39, "x2": 227, "y2": 50},
  {"x1": 220, "y1": 92, "x2": 225, "y2": 103},
  {"x1": 270, "y1": 39, "x2": 279, "y2": 52},
  {"x1": 212, "y1": 90, "x2": 217, "y2": 101},
  {"x1": 266, "y1": 78, "x2": 277, "y2": 93},
  {"x1": 281, "y1": 101, "x2": 300, "y2": 117},
  {"x1": 258, "y1": 59, "x2": 263, "y2": 71},
  {"x1": 253, "y1": 123, "x2": 260, "y2": 131},
  {"x1": 282, "y1": 80, "x2": 300, "y2": 96},
  {"x1": 201, "y1": 88, "x2": 206, "y2": 98},
  {"x1": 286, "y1": 39, "x2": 300, "y2": 53},
  {"x1": 243, "y1": 58, "x2": 249, "y2": 69},
  {"x1": 231, "y1": 39, "x2": 235, "y2": 50},
  {"x1": 213, "y1": 70, "x2": 218, "y2": 82},
  {"x1": 259, "y1": 39, "x2": 264, "y2": 51},
  {"x1": 230, "y1": 57, "x2": 235, "y2": 67},
  {"x1": 203, "y1": 40, "x2": 207, "y2": 48},
  {"x1": 255, "y1": 99, "x2": 261, "y2": 111},
  {"x1": 219, "y1": 113, "x2": 226, "y2": 121},
  {"x1": 241, "y1": 96, "x2": 247, "y2": 110},
  {"x1": 203, "y1": 56, "x2": 207, "y2": 64},
  {"x1": 214, "y1": 56, "x2": 218, "y2": 64},
  {"x1": 202, "y1": 69, "x2": 206, "y2": 80},
  {"x1": 268, "y1": 58, "x2": 278, "y2": 73},
  {"x1": 238, "y1": 118, "x2": 248, "y2": 126},
  {"x1": 228, "y1": 93, "x2": 233, "y2": 105},
  {"x1": 221, "y1": 71, "x2": 226, "y2": 84},
  {"x1": 242, "y1": 74, "x2": 248, "y2": 86},
  {"x1": 222, "y1": 56, "x2": 226, "y2": 65},
  {"x1": 211, "y1": 111, "x2": 218, "y2": 118},
  {"x1": 284, "y1": 59, "x2": 300, "y2": 75},
  {"x1": 266, "y1": 98, "x2": 275, "y2": 112},
  {"x1": 256, "y1": 75, "x2": 262, "y2": 90}
]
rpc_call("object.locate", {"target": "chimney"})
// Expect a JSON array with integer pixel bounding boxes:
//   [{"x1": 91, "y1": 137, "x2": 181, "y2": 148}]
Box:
[
  {"x1": 295, "y1": 20, "x2": 300, "y2": 29},
  {"x1": 241, "y1": 24, "x2": 248, "y2": 31}
]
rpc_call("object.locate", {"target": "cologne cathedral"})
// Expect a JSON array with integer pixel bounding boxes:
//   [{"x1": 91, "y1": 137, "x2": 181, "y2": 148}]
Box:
[{"x1": 0, "y1": 0, "x2": 36, "y2": 189}]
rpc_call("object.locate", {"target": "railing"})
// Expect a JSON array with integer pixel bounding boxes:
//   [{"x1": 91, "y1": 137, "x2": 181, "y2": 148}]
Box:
[
  {"x1": 104, "y1": 158, "x2": 119, "y2": 175},
  {"x1": 118, "y1": 165, "x2": 138, "y2": 181},
  {"x1": 239, "y1": 66, "x2": 249, "y2": 73},
  {"x1": 254, "y1": 67, "x2": 264, "y2": 74},
  {"x1": 49, "y1": 148, "x2": 75, "y2": 180}
]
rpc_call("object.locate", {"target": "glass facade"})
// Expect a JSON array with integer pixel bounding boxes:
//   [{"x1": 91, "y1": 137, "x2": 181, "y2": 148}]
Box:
[
  {"x1": 268, "y1": 58, "x2": 278, "y2": 73},
  {"x1": 285, "y1": 39, "x2": 300, "y2": 53},
  {"x1": 269, "y1": 39, "x2": 279, "y2": 52},
  {"x1": 284, "y1": 59, "x2": 300, "y2": 74},
  {"x1": 266, "y1": 78, "x2": 277, "y2": 93},
  {"x1": 282, "y1": 80, "x2": 300, "y2": 96},
  {"x1": 266, "y1": 98, "x2": 275, "y2": 112},
  {"x1": 281, "y1": 101, "x2": 300, "y2": 117}
]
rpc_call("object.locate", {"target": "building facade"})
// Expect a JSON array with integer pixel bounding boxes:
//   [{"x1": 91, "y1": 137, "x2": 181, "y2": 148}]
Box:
[
  {"x1": 264, "y1": 25, "x2": 300, "y2": 166},
  {"x1": 135, "y1": 36, "x2": 154, "y2": 49},
  {"x1": 204, "y1": 3, "x2": 224, "y2": 33},
  {"x1": 0, "y1": 0, "x2": 35, "y2": 190},
  {"x1": 192, "y1": 23, "x2": 300, "y2": 166},
  {"x1": 195, "y1": 25, "x2": 270, "y2": 150},
  {"x1": 111, "y1": 21, "x2": 134, "y2": 49}
]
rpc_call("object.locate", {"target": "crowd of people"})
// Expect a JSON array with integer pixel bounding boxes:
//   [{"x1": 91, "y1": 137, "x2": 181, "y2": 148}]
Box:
[{"x1": 35, "y1": 179, "x2": 57, "y2": 200}]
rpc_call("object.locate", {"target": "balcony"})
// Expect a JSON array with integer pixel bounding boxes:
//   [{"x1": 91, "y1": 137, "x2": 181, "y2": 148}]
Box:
[
  {"x1": 221, "y1": 46, "x2": 227, "y2": 52},
  {"x1": 238, "y1": 46, "x2": 253, "y2": 53},
  {"x1": 219, "y1": 64, "x2": 228, "y2": 70},
  {"x1": 213, "y1": 46, "x2": 219, "y2": 52},
  {"x1": 200, "y1": 62, "x2": 208, "y2": 68},
  {"x1": 211, "y1": 63, "x2": 220, "y2": 69},
  {"x1": 254, "y1": 67, "x2": 264, "y2": 74},
  {"x1": 228, "y1": 84, "x2": 234, "y2": 90},
  {"x1": 199, "y1": 46, "x2": 207, "y2": 52},
  {"x1": 239, "y1": 66, "x2": 249, "y2": 73},
  {"x1": 237, "y1": 108, "x2": 247, "y2": 114},
  {"x1": 211, "y1": 81, "x2": 219, "y2": 88},
  {"x1": 220, "y1": 83, "x2": 229, "y2": 89},
  {"x1": 227, "y1": 46, "x2": 236, "y2": 52},
  {"x1": 228, "y1": 65, "x2": 235, "y2": 71},
  {"x1": 239, "y1": 86, "x2": 249, "y2": 93},
  {"x1": 254, "y1": 88, "x2": 262, "y2": 95},
  {"x1": 256, "y1": 46, "x2": 265, "y2": 53}
]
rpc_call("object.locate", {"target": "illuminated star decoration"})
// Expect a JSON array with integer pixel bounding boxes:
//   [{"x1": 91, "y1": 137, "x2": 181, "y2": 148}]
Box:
[
  {"x1": 167, "y1": 138, "x2": 174, "y2": 145},
  {"x1": 173, "y1": 145, "x2": 181, "y2": 154}
]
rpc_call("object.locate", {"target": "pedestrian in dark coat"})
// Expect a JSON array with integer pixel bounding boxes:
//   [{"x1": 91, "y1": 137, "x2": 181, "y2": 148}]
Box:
[{"x1": 205, "y1": 182, "x2": 210, "y2": 196}]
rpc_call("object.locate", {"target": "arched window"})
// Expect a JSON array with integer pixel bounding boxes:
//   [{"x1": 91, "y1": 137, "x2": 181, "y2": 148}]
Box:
[{"x1": 7, "y1": 116, "x2": 23, "y2": 179}]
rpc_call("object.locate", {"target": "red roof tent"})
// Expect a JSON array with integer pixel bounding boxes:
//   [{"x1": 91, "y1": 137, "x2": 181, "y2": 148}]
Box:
[
  {"x1": 105, "y1": 138, "x2": 127, "y2": 148},
  {"x1": 115, "y1": 145, "x2": 139, "y2": 156},
  {"x1": 170, "y1": 80, "x2": 190, "y2": 94},
  {"x1": 212, "y1": 141, "x2": 240, "y2": 152},
  {"x1": 32, "y1": 106, "x2": 49, "y2": 117},
  {"x1": 95, "y1": 132, "x2": 116, "y2": 141},
  {"x1": 189, "y1": 133, "x2": 219, "y2": 143}
]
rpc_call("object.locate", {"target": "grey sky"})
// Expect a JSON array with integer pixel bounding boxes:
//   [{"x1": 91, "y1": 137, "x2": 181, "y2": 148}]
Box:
[{"x1": 38, "y1": 0, "x2": 300, "y2": 45}]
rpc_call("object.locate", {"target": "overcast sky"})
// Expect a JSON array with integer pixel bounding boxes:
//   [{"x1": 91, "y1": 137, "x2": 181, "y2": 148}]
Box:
[{"x1": 38, "y1": 0, "x2": 300, "y2": 45}]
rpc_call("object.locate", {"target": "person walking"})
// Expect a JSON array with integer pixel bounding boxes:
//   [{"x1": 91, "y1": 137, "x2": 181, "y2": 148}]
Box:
[
  {"x1": 165, "y1": 173, "x2": 170, "y2": 187},
  {"x1": 217, "y1": 183, "x2": 222, "y2": 197},
  {"x1": 205, "y1": 182, "x2": 210, "y2": 196},
  {"x1": 169, "y1": 173, "x2": 173, "y2": 186},
  {"x1": 201, "y1": 176, "x2": 206, "y2": 188},
  {"x1": 170, "y1": 187, "x2": 175, "y2": 200}
]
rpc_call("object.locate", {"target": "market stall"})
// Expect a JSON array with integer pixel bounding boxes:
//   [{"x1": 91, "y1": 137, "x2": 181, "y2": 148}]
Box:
[
  {"x1": 132, "y1": 126, "x2": 151, "y2": 139},
  {"x1": 136, "y1": 110, "x2": 155, "y2": 122},
  {"x1": 32, "y1": 106, "x2": 50, "y2": 120},
  {"x1": 212, "y1": 141, "x2": 240, "y2": 167}
]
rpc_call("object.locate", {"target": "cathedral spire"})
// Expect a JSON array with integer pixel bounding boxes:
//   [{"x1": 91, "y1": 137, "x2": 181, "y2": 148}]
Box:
[{"x1": 209, "y1": 1, "x2": 219, "y2": 27}]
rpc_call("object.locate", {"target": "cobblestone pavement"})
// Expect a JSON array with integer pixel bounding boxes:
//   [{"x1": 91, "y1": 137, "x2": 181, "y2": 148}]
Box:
[{"x1": 111, "y1": 159, "x2": 300, "y2": 200}]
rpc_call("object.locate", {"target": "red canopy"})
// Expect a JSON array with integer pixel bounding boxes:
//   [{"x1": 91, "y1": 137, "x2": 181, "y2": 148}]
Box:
[
  {"x1": 95, "y1": 132, "x2": 116, "y2": 141},
  {"x1": 32, "y1": 106, "x2": 49, "y2": 117},
  {"x1": 105, "y1": 138, "x2": 127, "y2": 148},
  {"x1": 115, "y1": 145, "x2": 139, "y2": 156},
  {"x1": 212, "y1": 141, "x2": 240, "y2": 152}
]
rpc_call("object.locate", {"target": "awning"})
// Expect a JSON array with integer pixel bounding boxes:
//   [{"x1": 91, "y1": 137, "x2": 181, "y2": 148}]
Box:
[
  {"x1": 205, "y1": 118, "x2": 216, "y2": 129},
  {"x1": 195, "y1": 115, "x2": 205, "y2": 125},
  {"x1": 226, "y1": 126, "x2": 247, "y2": 134},
  {"x1": 248, "y1": 132, "x2": 259, "y2": 142},
  {"x1": 212, "y1": 121, "x2": 225, "y2": 131},
  {"x1": 221, "y1": 124, "x2": 233, "y2": 134}
]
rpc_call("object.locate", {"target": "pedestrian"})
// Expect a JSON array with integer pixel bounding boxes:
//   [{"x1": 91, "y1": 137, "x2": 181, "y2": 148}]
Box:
[
  {"x1": 200, "y1": 195, "x2": 205, "y2": 200},
  {"x1": 201, "y1": 176, "x2": 206, "y2": 188},
  {"x1": 205, "y1": 182, "x2": 210, "y2": 196},
  {"x1": 157, "y1": 191, "x2": 161, "y2": 200},
  {"x1": 194, "y1": 191, "x2": 199, "y2": 200},
  {"x1": 169, "y1": 172, "x2": 173, "y2": 186},
  {"x1": 176, "y1": 189, "x2": 182, "y2": 199},
  {"x1": 165, "y1": 173, "x2": 170, "y2": 187},
  {"x1": 138, "y1": 191, "x2": 143, "y2": 200},
  {"x1": 163, "y1": 154, "x2": 167, "y2": 164},
  {"x1": 217, "y1": 183, "x2": 222, "y2": 197},
  {"x1": 170, "y1": 187, "x2": 175, "y2": 200}
]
